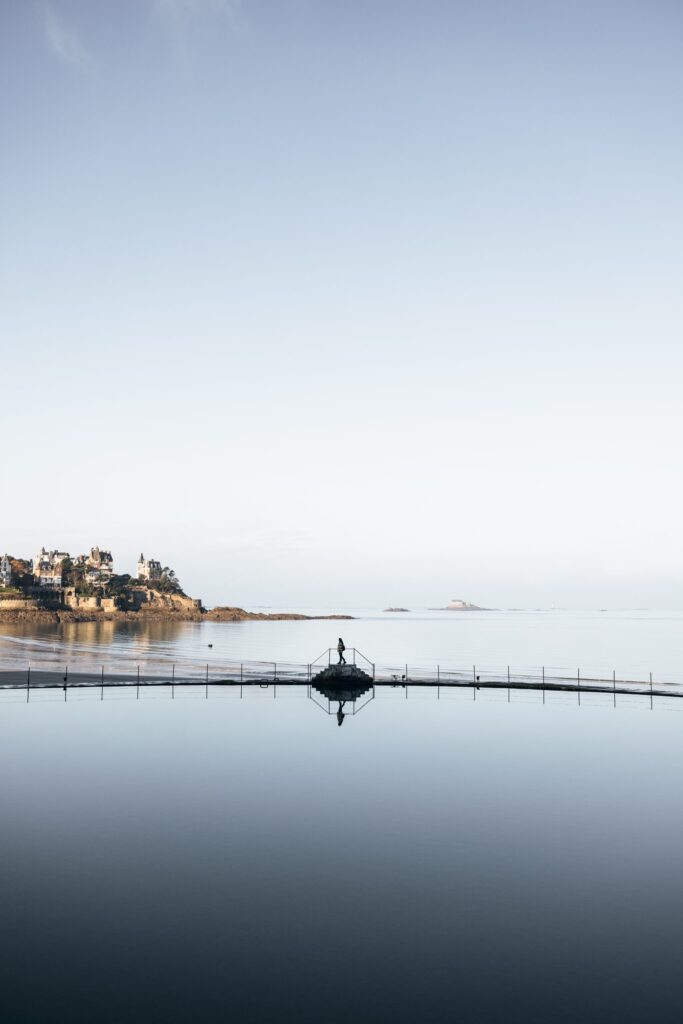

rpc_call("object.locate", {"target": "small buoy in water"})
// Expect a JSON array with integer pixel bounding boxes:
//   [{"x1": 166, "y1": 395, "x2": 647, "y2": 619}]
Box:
[{"x1": 208, "y1": 644, "x2": 213, "y2": 648}]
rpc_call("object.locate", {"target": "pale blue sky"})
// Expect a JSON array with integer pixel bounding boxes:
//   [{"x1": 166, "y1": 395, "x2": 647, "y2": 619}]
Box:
[{"x1": 1, "y1": 0, "x2": 682, "y2": 607}]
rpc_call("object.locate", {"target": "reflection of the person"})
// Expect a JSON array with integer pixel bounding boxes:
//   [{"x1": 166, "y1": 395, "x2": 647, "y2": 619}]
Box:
[{"x1": 312, "y1": 683, "x2": 373, "y2": 724}]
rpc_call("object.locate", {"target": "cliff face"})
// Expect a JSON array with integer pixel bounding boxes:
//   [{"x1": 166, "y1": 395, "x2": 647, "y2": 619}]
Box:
[{"x1": 126, "y1": 589, "x2": 203, "y2": 616}]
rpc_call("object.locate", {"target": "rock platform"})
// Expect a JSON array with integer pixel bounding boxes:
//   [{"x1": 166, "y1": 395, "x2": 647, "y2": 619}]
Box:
[{"x1": 312, "y1": 663, "x2": 374, "y2": 701}]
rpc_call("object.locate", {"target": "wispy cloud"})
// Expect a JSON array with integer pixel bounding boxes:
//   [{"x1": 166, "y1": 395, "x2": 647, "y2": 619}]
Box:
[
  {"x1": 41, "y1": 2, "x2": 93, "y2": 71},
  {"x1": 154, "y1": 0, "x2": 241, "y2": 24},
  {"x1": 153, "y1": 0, "x2": 243, "y2": 66}
]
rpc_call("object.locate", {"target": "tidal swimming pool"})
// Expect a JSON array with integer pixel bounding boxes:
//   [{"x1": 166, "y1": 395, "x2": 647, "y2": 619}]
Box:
[{"x1": 0, "y1": 693, "x2": 681, "y2": 1023}]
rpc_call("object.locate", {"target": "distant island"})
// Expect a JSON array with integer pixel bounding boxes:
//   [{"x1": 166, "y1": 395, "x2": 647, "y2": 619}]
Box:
[
  {"x1": 429, "y1": 598, "x2": 487, "y2": 611},
  {"x1": 384, "y1": 607, "x2": 411, "y2": 613},
  {"x1": 0, "y1": 545, "x2": 353, "y2": 623}
]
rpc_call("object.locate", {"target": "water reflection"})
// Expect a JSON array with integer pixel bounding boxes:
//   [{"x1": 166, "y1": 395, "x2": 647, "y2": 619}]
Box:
[
  {"x1": 0, "y1": 618, "x2": 199, "y2": 666},
  {"x1": 310, "y1": 678, "x2": 376, "y2": 724}
]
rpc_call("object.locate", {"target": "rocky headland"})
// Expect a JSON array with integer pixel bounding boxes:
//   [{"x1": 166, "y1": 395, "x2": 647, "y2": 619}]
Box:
[
  {"x1": 0, "y1": 551, "x2": 354, "y2": 624},
  {"x1": 0, "y1": 599, "x2": 353, "y2": 624},
  {"x1": 204, "y1": 607, "x2": 353, "y2": 622}
]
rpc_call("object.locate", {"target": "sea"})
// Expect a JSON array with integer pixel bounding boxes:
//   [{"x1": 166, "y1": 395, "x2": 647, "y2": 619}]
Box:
[
  {"x1": 0, "y1": 607, "x2": 682, "y2": 684},
  {"x1": 1, "y1": 609, "x2": 682, "y2": 1022}
]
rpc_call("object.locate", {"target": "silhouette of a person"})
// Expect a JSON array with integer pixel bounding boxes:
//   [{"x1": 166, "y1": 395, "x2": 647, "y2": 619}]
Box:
[
  {"x1": 337, "y1": 637, "x2": 346, "y2": 665},
  {"x1": 337, "y1": 700, "x2": 346, "y2": 726}
]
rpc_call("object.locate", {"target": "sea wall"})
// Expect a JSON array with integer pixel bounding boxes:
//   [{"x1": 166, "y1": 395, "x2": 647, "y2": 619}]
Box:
[{"x1": 63, "y1": 590, "x2": 117, "y2": 613}]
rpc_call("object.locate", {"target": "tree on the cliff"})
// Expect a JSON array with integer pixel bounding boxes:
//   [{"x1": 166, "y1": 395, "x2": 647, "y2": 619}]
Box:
[
  {"x1": 154, "y1": 568, "x2": 184, "y2": 596},
  {"x1": 107, "y1": 574, "x2": 132, "y2": 598},
  {"x1": 62, "y1": 558, "x2": 94, "y2": 594},
  {"x1": 9, "y1": 558, "x2": 32, "y2": 592}
]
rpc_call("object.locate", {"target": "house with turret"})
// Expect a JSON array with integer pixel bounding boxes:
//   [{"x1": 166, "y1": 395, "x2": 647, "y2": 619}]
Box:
[
  {"x1": 85, "y1": 546, "x2": 114, "y2": 586},
  {"x1": 136, "y1": 553, "x2": 162, "y2": 582},
  {"x1": 33, "y1": 547, "x2": 70, "y2": 588}
]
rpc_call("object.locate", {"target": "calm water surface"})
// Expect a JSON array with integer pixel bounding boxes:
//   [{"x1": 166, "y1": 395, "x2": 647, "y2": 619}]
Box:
[
  {"x1": 1, "y1": 609, "x2": 682, "y2": 683},
  {"x1": 1, "y1": 691, "x2": 682, "y2": 1023}
]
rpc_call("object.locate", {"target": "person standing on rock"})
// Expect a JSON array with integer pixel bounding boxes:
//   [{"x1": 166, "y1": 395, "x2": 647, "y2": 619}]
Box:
[{"x1": 337, "y1": 638, "x2": 346, "y2": 665}]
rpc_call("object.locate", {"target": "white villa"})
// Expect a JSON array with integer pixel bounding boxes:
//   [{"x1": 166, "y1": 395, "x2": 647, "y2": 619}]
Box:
[
  {"x1": 0, "y1": 554, "x2": 11, "y2": 588},
  {"x1": 136, "y1": 553, "x2": 163, "y2": 582}
]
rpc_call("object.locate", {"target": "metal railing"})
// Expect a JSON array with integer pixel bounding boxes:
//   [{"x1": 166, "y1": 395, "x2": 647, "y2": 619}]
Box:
[
  {"x1": 0, "y1": 656, "x2": 680, "y2": 708},
  {"x1": 310, "y1": 647, "x2": 375, "y2": 676}
]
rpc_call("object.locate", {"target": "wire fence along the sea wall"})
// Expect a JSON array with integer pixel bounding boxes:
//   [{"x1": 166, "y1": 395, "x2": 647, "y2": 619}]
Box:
[{"x1": 0, "y1": 653, "x2": 680, "y2": 703}]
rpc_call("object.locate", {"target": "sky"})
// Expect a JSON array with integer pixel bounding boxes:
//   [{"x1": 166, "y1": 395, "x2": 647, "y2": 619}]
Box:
[{"x1": 1, "y1": 0, "x2": 682, "y2": 609}]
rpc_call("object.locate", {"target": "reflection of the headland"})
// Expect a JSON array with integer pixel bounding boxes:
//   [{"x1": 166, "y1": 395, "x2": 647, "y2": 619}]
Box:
[{"x1": 0, "y1": 618, "x2": 197, "y2": 666}]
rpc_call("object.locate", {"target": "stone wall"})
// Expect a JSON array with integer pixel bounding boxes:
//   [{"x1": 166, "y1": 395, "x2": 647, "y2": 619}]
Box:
[
  {"x1": 62, "y1": 590, "x2": 118, "y2": 613},
  {"x1": 0, "y1": 598, "x2": 42, "y2": 611},
  {"x1": 0, "y1": 588, "x2": 202, "y2": 619}
]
